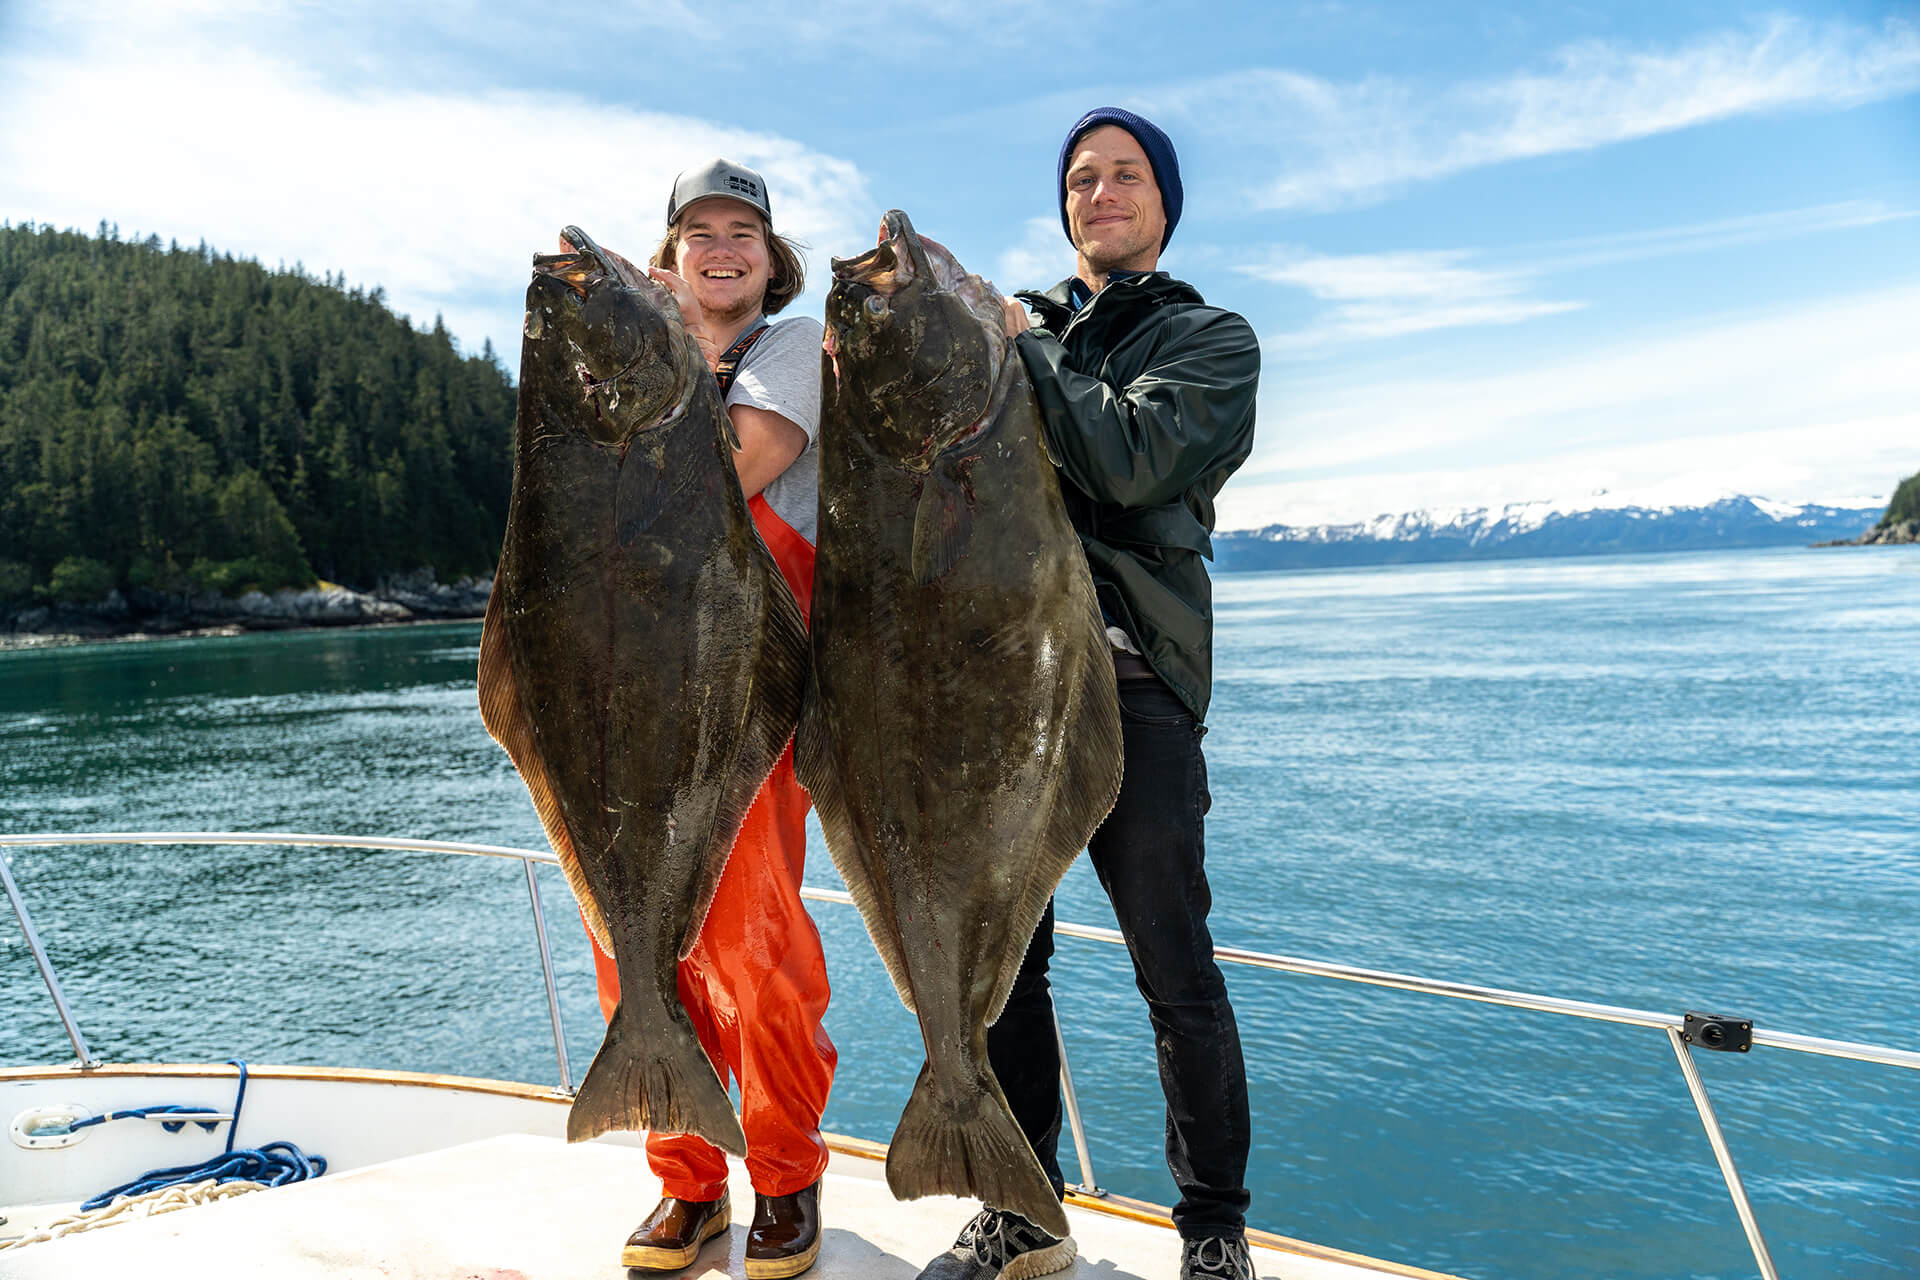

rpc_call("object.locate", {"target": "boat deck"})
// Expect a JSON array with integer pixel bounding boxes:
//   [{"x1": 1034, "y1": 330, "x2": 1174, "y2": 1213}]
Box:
[{"x1": 2, "y1": 1131, "x2": 1455, "y2": 1279}]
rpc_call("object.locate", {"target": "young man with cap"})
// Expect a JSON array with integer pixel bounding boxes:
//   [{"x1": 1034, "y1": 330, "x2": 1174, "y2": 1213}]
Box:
[
  {"x1": 589, "y1": 158, "x2": 836, "y2": 1280},
  {"x1": 915, "y1": 110, "x2": 1260, "y2": 1280}
]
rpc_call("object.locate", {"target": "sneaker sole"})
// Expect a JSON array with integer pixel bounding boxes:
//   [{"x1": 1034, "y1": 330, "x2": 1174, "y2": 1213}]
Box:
[
  {"x1": 620, "y1": 1210, "x2": 730, "y2": 1270},
  {"x1": 744, "y1": 1232, "x2": 822, "y2": 1279},
  {"x1": 999, "y1": 1234, "x2": 1077, "y2": 1280}
]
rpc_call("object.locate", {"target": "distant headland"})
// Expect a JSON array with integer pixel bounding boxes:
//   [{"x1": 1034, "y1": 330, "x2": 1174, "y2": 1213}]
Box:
[{"x1": 1813, "y1": 469, "x2": 1920, "y2": 547}]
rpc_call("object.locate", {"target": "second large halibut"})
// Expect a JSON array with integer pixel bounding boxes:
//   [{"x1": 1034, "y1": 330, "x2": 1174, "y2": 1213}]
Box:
[{"x1": 797, "y1": 211, "x2": 1122, "y2": 1235}]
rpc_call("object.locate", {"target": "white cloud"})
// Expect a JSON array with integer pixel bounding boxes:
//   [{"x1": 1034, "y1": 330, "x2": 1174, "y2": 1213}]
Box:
[
  {"x1": 1531, "y1": 200, "x2": 1918, "y2": 268},
  {"x1": 1214, "y1": 284, "x2": 1920, "y2": 528},
  {"x1": 0, "y1": 17, "x2": 875, "y2": 359},
  {"x1": 1234, "y1": 200, "x2": 1914, "y2": 351},
  {"x1": 1238, "y1": 247, "x2": 1584, "y2": 347},
  {"x1": 995, "y1": 216, "x2": 1078, "y2": 294},
  {"x1": 1143, "y1": 16, "x2": 1920, "y2": 211}
]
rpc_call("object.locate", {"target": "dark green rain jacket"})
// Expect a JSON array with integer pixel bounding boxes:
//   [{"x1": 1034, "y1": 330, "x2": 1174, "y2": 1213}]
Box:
[{"x1": 1013, "y1": 272, "x2": 1260, "y2": 721}]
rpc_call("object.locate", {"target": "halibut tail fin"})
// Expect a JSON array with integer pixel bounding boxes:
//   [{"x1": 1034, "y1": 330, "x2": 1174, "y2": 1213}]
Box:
[
  {"x1": 566, "y1": 1000, "x2": 745, "y2": 1156},
  {"x1": 884, "y1": 1058, "x2": 1070, "y2": 1239}
]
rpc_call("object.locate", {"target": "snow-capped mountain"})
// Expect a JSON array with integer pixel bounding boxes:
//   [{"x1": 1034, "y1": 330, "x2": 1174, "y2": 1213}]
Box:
[{"x1": 1212, "y1": 496, "x2": 1884, "y2": 572}]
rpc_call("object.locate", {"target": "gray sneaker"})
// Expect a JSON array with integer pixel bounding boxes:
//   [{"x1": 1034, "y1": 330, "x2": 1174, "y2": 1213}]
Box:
[
  {"x1": 914, "y1": 1208, "x2": 1078, "y2": 1280},
  {"x1": 1181, "y1": 1234, "x2": 1255, "y2": 1280}
]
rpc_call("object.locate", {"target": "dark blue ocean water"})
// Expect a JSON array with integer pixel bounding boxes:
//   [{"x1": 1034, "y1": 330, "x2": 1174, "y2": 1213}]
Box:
[{"x1": 3, "y1": 547, "x2": 1916, "y2": 1279}]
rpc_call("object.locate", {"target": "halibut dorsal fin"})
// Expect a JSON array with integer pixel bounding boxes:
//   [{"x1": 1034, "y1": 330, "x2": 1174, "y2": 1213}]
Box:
[
  {"x1": 675, "y1": 538, "x2": 810, "y2": 959},
  {"x1": 477, "y1": 563, "x2": 614, "y2": 956}
]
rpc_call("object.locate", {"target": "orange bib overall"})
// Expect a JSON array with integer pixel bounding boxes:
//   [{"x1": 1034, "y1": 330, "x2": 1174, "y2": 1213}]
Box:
[{"x1": 585, "y1": 496, "x2": 836, "y2": 1200}]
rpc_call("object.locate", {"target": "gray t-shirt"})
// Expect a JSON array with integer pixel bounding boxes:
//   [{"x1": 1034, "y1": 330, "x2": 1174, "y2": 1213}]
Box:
[{"x1": 725, "y1": 315, "x2": 822, "y2": 544}]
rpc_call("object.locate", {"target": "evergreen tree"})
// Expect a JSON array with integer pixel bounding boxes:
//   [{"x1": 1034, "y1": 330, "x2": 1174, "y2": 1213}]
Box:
[{"x1": 1879, "y1": 470, "x2": 1919, "y2": 527}]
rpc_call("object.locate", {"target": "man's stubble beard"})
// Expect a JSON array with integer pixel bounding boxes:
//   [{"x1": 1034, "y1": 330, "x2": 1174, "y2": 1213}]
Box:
[
  {"x1": 702, "y1": 292, "x2": 764, "y2": 329},
  {"x1": 1077, "y1": 223, "x2": 1160, "y2": 280}
]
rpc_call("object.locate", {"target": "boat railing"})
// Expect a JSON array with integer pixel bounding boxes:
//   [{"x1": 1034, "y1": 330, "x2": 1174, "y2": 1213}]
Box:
[{"x1": 6, "y1": 832, "x2": 1917, "y2": 1280}]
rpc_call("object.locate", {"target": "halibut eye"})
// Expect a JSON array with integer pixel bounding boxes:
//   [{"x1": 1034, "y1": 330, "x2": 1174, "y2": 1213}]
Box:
[{"x1": 865, "y1": 295, "x2": 888, "y2": 317}]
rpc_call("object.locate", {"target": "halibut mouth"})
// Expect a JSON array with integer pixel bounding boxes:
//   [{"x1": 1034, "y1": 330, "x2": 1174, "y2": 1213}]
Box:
[
  {"x1": 532, "y1": 224, "x2": 645, "y2": 296},
  {"x1": 832, "y1": 209, "x2": 973, "y2": 296}
]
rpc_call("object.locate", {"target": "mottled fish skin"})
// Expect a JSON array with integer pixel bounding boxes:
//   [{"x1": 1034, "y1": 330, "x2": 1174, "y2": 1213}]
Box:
[
  {"x1": 478, "y1": 226, "x2": 807, "y2": 1156},
  {"x1": 798, "y1": 210, "x2": 1123, "y2": 1236}
]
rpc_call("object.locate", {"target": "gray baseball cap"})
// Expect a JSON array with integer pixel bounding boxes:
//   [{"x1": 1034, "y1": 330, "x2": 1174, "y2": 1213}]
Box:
[{"x1": 666, "y1": 158, "x2": 772, "y2": 227}]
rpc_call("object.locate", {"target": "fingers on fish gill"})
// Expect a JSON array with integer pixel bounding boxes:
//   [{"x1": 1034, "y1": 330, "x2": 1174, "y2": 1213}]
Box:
[
  {"x1": 886, "y1": 1059, "x2": 1071, "y2": 1239},
  {"x1": 567, "y1": 999, "x2": 746, "y2": 1155}
]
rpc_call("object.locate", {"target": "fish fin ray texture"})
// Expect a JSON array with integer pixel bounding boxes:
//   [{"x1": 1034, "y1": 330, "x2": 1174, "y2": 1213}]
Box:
[
  {"x1": 676, "y1": 545, "x2": 809, "y2": 961},
  {"x1": 886, "y1": 1060, "x2": 1070, "y2": 1238},
  {"x1": 795, "y1": 686, "x2": 920, "y2": 1016},
  {"x1": 567, "y1": 1001, "x2": 746, "y2": 1154},
  {"x1": 910, "y1": 465, "x2": 974, "y2": 585},
  {"x1": 478, "y1": 568, "x2": 614, "y2": 954},
  {"x1": 984, "y1": 639, "x2": 1123, "y2": 1029},
  {"x1": 614, "y1": 453, "x2": 669, "y2": 543}
]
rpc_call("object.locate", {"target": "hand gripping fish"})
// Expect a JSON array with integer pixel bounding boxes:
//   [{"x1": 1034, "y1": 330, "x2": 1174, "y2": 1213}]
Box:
[
  {"x1": 479, "y1": 226, "x2": 807, "y2": 1155},
  {"x1": 797, "y1": 210, "x2": 1123, "y2": 1236}
]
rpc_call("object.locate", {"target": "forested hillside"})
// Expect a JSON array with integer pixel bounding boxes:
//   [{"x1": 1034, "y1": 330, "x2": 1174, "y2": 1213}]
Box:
[
  {"x1": 1879, "y1": 470, "x2": 1919, "y2": 527},
  {"x1": 0, "y1": 223, "x2": 515, "y2": 606}
]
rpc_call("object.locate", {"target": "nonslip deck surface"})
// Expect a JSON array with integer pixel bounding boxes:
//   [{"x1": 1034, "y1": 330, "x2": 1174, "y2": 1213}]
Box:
[{"x1": 0, "y1": 1133, "x2": 1447, "y2": 1279}]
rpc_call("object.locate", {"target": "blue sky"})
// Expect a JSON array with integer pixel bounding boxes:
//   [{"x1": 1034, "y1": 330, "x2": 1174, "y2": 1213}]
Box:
[{"x1": 2, "y1": 1, "x2": 1914, "y2": 527}]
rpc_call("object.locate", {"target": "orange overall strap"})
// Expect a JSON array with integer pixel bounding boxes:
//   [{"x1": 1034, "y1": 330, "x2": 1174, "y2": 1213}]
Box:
[{"x1": 748, "y1": 494, "x2": 815, "y2": 623}]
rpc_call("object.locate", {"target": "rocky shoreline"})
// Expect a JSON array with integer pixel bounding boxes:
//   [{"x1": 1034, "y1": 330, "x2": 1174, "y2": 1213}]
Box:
[
  {"x1": 0, "y1": 569, "x2": 491, "y2": 650},
  {"x1": 1814, "y1": 518, "x2": 1920, "y2": 548}
]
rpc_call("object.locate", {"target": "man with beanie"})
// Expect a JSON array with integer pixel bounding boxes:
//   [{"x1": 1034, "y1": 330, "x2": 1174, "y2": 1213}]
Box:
[{"x1": 914, "y1": 110, "x2": 1259, "y2": 1280}]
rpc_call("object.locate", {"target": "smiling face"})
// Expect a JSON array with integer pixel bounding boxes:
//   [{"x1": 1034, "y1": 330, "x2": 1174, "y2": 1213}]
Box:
[
  {"x1": 672, "y1": 197, "x2": 772, "y2": 325},
  {"x1": 1063, "y1": 124, "x2": 1167, "y2": 279}
]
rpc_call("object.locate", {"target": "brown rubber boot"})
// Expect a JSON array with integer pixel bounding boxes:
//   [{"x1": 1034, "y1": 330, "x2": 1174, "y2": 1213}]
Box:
[
  {"x1": 745, "y1": 1179, "x2": 821, "y2": 1278},
  {"x1": 621, "y1": 1193, "x2": 731, "y2": 1271}
]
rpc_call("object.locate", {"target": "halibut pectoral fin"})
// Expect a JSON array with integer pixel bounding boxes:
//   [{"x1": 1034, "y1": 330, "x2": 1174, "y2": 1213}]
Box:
[
  {"x1": 614, "y1": 453, "x2": 670, "y2": 545},
  {"x1": 676, "y1": 545, "x2": 811, "y2": 960},
  {"x1": 478, "y1": 571, "x2": 615, "y2": 956},
  {"x1": 910, "y1": 464, "x2": 974, "y2": 586}
]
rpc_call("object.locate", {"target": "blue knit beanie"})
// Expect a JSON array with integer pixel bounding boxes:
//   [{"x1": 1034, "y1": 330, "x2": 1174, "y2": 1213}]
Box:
[{"x1": 1056, "y1": 107, "x2": 1183, "y2": 251}]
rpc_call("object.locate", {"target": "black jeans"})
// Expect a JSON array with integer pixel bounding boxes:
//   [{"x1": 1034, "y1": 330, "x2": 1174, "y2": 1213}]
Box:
[{"x1": 987, "y1": 671, "x2": 1252, "y2": 1239}]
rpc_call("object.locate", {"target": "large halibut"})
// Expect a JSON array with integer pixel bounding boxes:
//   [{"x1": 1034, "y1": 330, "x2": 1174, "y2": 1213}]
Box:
[
  {"x1": 797, "y1": 210, "x2": 1123, "y2": 1235},
  {"x1": 479, "y1": 226, "x2": 806, "y2": 1155}
]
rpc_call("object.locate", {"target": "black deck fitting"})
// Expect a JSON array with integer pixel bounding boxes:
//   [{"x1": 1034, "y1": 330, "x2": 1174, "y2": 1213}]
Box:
[{"x1": 1682, "y1": 1011, "x2": 1754, "y2": 1053}]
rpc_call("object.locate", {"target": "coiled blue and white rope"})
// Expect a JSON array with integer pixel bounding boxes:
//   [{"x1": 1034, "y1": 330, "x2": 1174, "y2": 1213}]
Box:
[{"x1": 78, "y1": 1060, "x2": 327, "y2": 1211}]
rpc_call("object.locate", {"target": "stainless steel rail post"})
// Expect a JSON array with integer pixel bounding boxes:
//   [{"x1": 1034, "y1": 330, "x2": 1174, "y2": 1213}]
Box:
[
  {"x1": 1666, "y1": 1027, "x2": 1779, "y2": 1280},
  {"x1": 1053, "y1": 1008, "x2": 1104, "y2": 1197},
  {"x1": 521, "y1": 857, "x2": 574, "y2": 1095},
  {"x1": 1, "y1": 850, "x2": 99, "y2": 1069}
]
